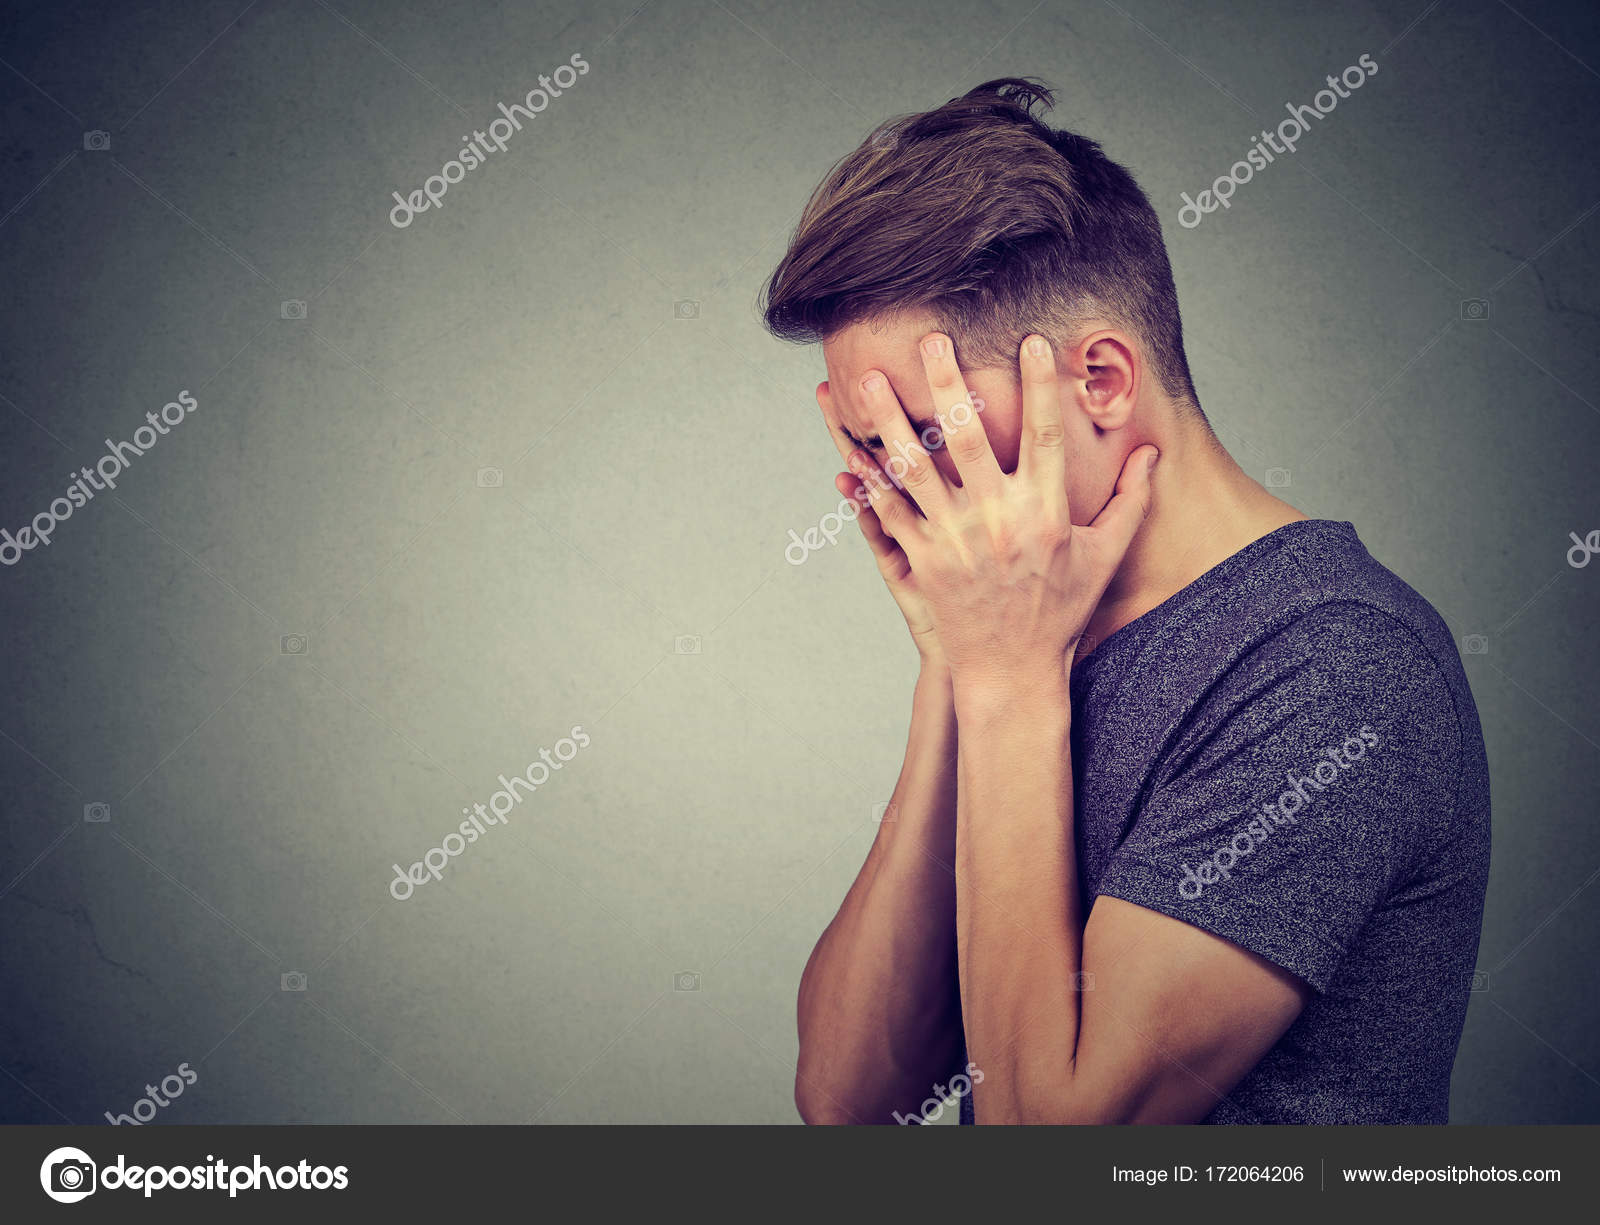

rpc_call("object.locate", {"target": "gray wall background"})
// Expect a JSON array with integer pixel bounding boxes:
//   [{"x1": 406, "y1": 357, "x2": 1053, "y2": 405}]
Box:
[{"x1": 1, "y1": 0, "x2": 1596, "y2": 1124}]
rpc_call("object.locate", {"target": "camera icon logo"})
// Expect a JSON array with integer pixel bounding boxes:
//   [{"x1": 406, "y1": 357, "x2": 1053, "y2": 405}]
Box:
[
  {"x1": 281, "y1": 971, "x2": 307, "y2": 991},
  {"x1": 872, "y1": 800, "x2": 895, "y2": 823},
  {"x1": 673, "y1": 300, "x2": 699, "y2": 320},
  {"x1": 1071, "y1": 971, "x2": 1096, "y2": 992},
  {"x1": 1462, "y1": 634, "x2": 1489, "y2": 655},
  {"x1": 280, "y1": 300, "x2": 307, "y2": 320},
  {"x1": 1460, "y1": 298, "x2": 1490, "y2": 321},
  {"x1": 280, "y1": 634, "x2": 308, "y2": 655},
  {"x1": 41, "y1": 1147, "x2": 97, "y2": 1203},
  {"x1": 1470, "y1": 970, "x2": 1489, "y2": 992},
  {"x1": 83, "y1": 802, "x2": 111, "y2": 824},
  {"x1": 673, "y1": 971, "x2": 701, "y2": 992},
  {"x1": 1265, "y1": 468, "x2": 1291, "y2": 488},
  {"x1": 83, "y1": 130, "x2": 110, "y2": 151},
  {"x1": 674, "y1": 635, "x2": 702, "y2": 655},
  {"x1": 476, "y1": 467, "x2": 503, "y2": 488}
]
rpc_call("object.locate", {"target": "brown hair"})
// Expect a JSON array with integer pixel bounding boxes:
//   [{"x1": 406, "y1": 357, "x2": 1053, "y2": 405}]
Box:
[{"x1": 762, "y1": 78, "x2": 1200, "y2": 408}]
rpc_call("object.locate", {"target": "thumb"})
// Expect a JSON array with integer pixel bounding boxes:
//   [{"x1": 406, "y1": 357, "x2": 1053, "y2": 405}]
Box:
[{"x1": 1086, "y1": 444, "x2": 1159, "y2": 562}]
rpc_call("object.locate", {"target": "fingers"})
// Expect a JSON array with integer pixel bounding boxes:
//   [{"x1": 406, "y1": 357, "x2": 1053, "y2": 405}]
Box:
[
  {"x1": 1018, "y1": 335, "x2": 1068, "y2": 519},
  {"x1": 919, "y1": 333, "x2": 1002, "y2": 498},
  {"x1": 821, "y1": 380, "x2": 927, "y2": 542},
  {"x1": 816, "y1": 382, "x2": 860, "y2": 469},
  {"x1": 856, "y1": 370, "x2": 952, "y2": 519},
  {"x1": 846, "y1": 445, "x2": 923, "y2": 546},
  {"x1": 834, "y1": 472, "x2": 911, "y2": 580},
  {"x1": 1087, "y1": 444, "x2": 1160, "y2": 563}
]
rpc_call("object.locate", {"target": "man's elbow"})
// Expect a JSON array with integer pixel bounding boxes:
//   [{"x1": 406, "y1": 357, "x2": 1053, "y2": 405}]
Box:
[
  {"x1": 980, "y1": 1070, "x2": 1179, "y2": 1125},
  {"x1": 794, "y1": 1072, "x2": 861, "y2": 1125}
]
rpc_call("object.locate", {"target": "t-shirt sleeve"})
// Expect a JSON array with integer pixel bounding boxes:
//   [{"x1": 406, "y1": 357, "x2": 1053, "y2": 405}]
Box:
[{"x1": 1092, "y1": 601, "x2": 1461, "y2": 992}]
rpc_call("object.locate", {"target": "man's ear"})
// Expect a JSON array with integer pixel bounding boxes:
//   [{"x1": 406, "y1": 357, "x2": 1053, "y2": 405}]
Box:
[{"x1": 1065, "y1": 331, "x2": 1139, "y2": 431}]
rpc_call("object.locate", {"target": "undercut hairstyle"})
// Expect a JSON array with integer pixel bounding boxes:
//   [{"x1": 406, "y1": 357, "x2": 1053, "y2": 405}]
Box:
[{"x1": 762, "y1": 78, "x2": 1202, "y2": 411}]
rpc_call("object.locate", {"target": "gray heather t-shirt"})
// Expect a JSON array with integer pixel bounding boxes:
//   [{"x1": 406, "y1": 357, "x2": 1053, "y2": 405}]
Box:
[{"x1": 959, "y1": 518, "x2": 1490, "y2": 1124}]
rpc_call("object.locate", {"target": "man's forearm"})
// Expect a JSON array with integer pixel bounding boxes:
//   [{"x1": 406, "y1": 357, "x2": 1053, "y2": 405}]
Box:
[
  {"x1": 795, "y1": 663, "x2": 963, "y2": 1123},
  {"x1": 954, "y1": 676, "x2": 1082, "y2": 1124}
]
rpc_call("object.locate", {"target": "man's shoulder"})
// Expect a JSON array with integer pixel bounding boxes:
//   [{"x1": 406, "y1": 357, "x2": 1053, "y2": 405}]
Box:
[
  {"x1": 1190, "y1": 529, "x2": 1486, "y2": 823},
  {"x1": 1114, "y1": 519, "x2": 1465, "y2": 700},
  {"x1": 1195, "y1": 526, "x2": 1490, "y2": 886},
  {"x1": 1257, "y1": 522, "x2": 1469, "y2": 707},
  {"x1": 1080, "y1": 520, "x2": 1484, "y2": 795},
  {"x1": 1138, "y1": 521, "x2": 1480, "y2": 775}
]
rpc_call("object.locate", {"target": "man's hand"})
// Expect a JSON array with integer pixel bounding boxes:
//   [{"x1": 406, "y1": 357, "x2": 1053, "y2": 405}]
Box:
[
  {"x1": 845, "y1": 333, "x2": 1158, "y2": 693},
  {"x1": 816, "y1": 380, "x2": 946, "y2": 668}
]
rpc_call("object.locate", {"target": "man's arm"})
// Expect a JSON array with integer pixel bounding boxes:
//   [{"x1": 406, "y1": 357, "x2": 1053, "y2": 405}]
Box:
[
  {"x1": 794, "y1": 662, "x2": 963, "y2": 1124},
  {"x1": 954, "y1": 680, "x2": 1308, "y2": 1124},
  {"x1": 794, "y1": 382, "x2": 967, "y2": 1124}
]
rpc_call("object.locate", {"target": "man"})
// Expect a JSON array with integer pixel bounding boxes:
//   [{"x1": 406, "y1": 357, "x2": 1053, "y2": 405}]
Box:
[{"x1": 762, "y1": 79, "x2": 1489, "y2": 1124}]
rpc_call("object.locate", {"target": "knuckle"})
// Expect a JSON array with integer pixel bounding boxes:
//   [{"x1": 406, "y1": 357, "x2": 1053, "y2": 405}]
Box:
[
  {"x1": 875, "y1": 492, "x2": 908, "y2": 523},
  {"x1": 950, "y1": 428, "x2": 987, "y2": 459},
  {"x1": 1027, "y1": 421, "x2": 1065, "y2": 448}
]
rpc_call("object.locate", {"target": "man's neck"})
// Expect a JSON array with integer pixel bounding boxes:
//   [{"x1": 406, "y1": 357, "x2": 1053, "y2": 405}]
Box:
[{"x1": 1081, "y1": 414, "x2": 1307, "y2": 658}]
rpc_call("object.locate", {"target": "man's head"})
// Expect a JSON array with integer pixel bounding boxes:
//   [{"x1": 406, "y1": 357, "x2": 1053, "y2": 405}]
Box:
[{"x1": 763, "y1": 78, "x2": 1209, "y2": 522}]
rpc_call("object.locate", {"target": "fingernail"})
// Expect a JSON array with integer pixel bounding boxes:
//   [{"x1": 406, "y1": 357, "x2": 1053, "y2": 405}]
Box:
[
  {"x1": 860, "y1": 373, "x2": 885, "y2": 394},
  {"x1": 1027, "y1": 337, "x2": 1049, "y2": 358},
  {"x1": 1146, "y1": 450, "x2": 1160, "y2": 472},
  {"x1": 922, "y1": 336, "x2": 946, "y2": 358}
]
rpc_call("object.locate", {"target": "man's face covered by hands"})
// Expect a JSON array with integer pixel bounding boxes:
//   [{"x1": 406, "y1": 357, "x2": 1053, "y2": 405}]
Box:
[{"x1": 818, "y1": 314, "x2": 1132, "y2": 527}]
